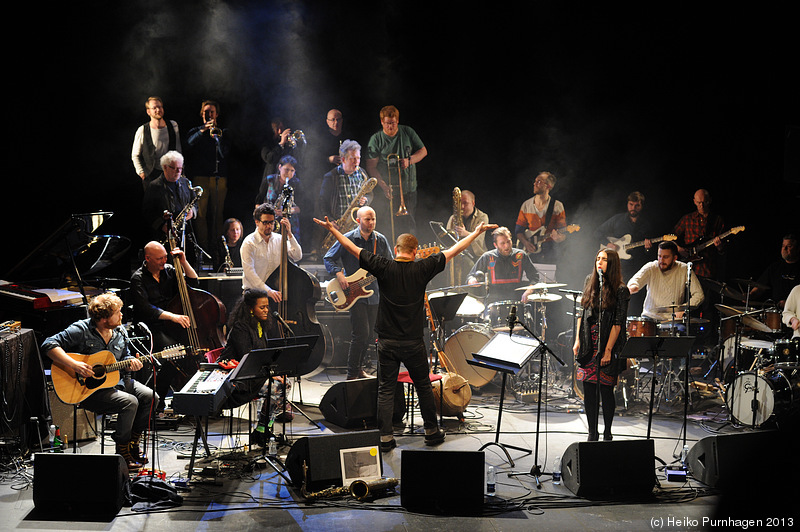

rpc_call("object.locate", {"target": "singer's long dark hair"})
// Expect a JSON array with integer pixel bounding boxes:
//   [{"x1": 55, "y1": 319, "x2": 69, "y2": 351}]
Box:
[
  {"x1": 580, "y1": 249, "x2": 623, "y2": 311},
  {"x1": 227, "y1": 288, "x2": 273, "y2": 336}
]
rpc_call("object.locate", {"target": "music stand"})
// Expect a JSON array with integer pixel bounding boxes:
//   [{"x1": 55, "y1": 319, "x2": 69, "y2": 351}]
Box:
[
  {"x1": 468, "y1": 334, "x2": 540, "y2": 466},
  {"x1": 427, "y1": 292, "x2": 467, "y2": 368},
  {"x1": 621, "y1": 336, "x2": 694, "y2": 441}
]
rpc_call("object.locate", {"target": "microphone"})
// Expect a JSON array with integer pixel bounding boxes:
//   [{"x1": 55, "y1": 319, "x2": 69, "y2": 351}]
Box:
[
  {"x1": 598, "y1": 266, "x2": 604, "y2": 286},
  {"x1": 507, "y1": 306, "x2": 517, "y2": 336},
  {"x1": 272, "y1": 311, "x2": 295, "y2": 336}
]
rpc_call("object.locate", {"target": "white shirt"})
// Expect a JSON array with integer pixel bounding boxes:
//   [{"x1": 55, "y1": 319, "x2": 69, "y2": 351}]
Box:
[
  {"x1": 240, "y1": 229, "x2": 302, "y2": 292},
  {"x1": 782, "y1": 284, "x2": 800, "y2": 338},
  {"x1": 627, "y1": 260, "x2": 705, "y2": 321},
  {"x1": 131, "y1": 121, "x2": 182, "y2": 176}
]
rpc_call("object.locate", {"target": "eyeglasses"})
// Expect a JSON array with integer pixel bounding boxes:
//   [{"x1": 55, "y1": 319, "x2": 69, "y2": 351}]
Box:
[{"x1": 257, "y1": 218, "x2": 276, "y2": 227}]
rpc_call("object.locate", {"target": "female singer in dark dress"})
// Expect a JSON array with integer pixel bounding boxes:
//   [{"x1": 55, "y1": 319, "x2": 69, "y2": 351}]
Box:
[{"x1": 573, "y1": 249, "x2": 629, "y2": 441}]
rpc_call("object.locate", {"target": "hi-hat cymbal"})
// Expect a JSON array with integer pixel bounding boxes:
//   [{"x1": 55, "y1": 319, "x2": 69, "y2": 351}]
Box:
[
  {"x1": 653, "y1": 303, "x2": 691, "y2": 314},
  {"x1": 525, "y1": 293, "x2": 562, "y2": 303},
  {"x1": 516, "y1": 282, "x2": 567, "y2": 291}
]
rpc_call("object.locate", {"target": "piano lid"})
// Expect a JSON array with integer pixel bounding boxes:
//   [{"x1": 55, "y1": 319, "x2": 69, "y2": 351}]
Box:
[{"x1": 4, "y1": 212, "x2": 130, "y2": 283}]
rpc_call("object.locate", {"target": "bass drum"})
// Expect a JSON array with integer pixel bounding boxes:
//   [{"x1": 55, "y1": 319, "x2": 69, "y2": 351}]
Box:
[
  {"x1": 726, "y1": 369, "x2": 799, "y2": 427},
  {"x1": 443, "y1": 323, "x2": 497, "y2": 388}
]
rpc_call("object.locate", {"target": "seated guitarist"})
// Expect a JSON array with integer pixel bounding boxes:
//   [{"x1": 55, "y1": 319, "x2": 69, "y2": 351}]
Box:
[
  {"x1": 42, "y1": 293, "x2": 157, "y2": 471},
  {"x1": 514, "y1": 171, "x2": 567, "y2": 264},
  {"x1": 323, "y1": 206, "x2": 393, "y2": 380}
]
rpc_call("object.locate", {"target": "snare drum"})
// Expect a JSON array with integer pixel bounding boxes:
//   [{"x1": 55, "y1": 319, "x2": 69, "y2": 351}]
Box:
[
  {"x1": 456, "y1": 295, "x2": 485, "y2": 321},
  {"x1": 627, "y1": 316, "x2": 657, "y2": 337},
  {"x1": 443, "y1": 323, "x2": 497, "y2": 388},
  {"x1": 722, "y1": 337, "x2": 774, "y2": 382}
]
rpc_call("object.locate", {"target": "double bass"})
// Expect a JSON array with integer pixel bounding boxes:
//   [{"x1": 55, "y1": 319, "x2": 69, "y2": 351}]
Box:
[
  {"x1": 267, "y1": 185, "x2": 329, "y2": 376},
  {"x1": 164, "y1": 200, "x2": 227, "y2": 377}
]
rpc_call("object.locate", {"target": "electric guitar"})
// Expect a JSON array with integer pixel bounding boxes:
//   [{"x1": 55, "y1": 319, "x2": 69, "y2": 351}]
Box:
[
  {"x1": 518, "y1": 224, "x2": 580, "y2": 253},
  {"x1": 601, "y1": 234, "x2": 677, "y2": 260},
  {"x1": 326, "y1": 268, "x2": 377, "y2": 311},
  {"x1": 51, "y1": 346, "x2": 186, "y2": 404},
  {"x1": 686, "y1": 226, "x2": 745, "y2": 262}
]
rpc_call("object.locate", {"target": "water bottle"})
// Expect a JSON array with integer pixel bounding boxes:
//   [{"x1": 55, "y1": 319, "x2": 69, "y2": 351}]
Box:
[
  {"x1": 268, "y1": 437, "x2": 277, "y2": 458},
  {"x1": 552, "y1": 456, "x2": 562, "y2": 485},
  {"x1": 486, "y1": 466, "x2": 496, "y2": 496},
  {"x1": 48, "y1": 424, "x2": 56, "y2": 449},
  {"x1": 681, "y1": 444, "x2": 689, "y2": 469}
]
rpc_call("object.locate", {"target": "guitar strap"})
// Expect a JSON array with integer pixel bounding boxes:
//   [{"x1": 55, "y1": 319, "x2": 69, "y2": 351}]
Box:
[{"x1": 543, "y1": 196, "x2": 556, "y2": 231}]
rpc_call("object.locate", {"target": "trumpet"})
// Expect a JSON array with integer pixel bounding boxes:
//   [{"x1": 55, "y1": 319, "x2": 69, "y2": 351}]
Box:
[
  {"x1": 287, "y1": 130, "x2": 306, "y2": 148},
  {"x1": 387, "y1": 153, "x2": 409, "y2": 217}
]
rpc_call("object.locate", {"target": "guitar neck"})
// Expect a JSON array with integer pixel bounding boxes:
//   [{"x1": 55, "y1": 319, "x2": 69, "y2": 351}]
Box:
[{"x1": 625, "y1": 235, "x2": 667, "y2": 251}]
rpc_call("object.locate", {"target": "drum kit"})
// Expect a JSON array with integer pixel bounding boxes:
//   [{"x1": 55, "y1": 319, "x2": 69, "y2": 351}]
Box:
[
  {"x1": 715, "y1": 299, "x2": 799, "y2": 428},
  {"x1": 427, "y1": 281, "x2": 567, "y2": 396}
]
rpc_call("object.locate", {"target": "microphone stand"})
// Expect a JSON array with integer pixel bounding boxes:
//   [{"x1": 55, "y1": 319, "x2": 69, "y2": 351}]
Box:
[
  {"x1": 512, "y1": 308, "x2": 566, "y2": 488},
  {"x1": 594, "y1": 269, "x2": 603, "y2": 441},
  {"x1": 560, "y1": 288, "x2": 583, "y2": 400}
]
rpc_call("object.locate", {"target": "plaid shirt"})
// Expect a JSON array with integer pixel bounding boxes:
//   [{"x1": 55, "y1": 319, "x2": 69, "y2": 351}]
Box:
[{"x1": 673, "y1": 211, "x2": 725, "y2": 278}]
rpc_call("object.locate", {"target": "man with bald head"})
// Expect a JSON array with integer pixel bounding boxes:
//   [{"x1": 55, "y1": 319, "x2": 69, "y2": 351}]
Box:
[
  {"x1": 130, "y1": 240, "x2": 199, "y2": 412},
  {"x1": 323, "y1": 206, "x2": 393, "y2": 380}
]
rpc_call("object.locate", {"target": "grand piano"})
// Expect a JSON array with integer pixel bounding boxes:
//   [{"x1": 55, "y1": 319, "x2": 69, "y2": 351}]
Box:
[{"x1": 0, "y1": 211, "x2": 131, "y2": 341}]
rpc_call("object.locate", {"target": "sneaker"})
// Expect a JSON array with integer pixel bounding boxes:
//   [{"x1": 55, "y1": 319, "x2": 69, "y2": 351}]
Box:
[
  {"x1": 380, "y1": 439, "x2": 397, "y2": 452},
  {"x1": 424, "y1": 429, "x2": 446, "y2": 446}
]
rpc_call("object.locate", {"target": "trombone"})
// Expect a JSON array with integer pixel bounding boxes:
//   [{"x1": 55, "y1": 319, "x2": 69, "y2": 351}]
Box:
[{"x1": 387, "y1": 153, "x2": 409, "y2": 218}]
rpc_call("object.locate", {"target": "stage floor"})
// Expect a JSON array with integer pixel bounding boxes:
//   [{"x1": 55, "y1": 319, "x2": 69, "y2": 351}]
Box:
[{"x1": 2, "y1": 363, "x2": 794, "y2": 531}]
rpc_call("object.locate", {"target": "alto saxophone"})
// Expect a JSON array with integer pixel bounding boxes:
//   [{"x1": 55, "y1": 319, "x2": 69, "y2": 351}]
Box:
[
  {"x1": 171, "y1": 184, "x2": 203, "y2": 235},
  {"x1": 321, "y1": 175, "x2": 377, "y2": 251}
]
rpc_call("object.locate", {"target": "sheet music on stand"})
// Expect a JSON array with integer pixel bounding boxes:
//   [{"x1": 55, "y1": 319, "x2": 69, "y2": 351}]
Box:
[{"x1": 472, "y1": 334, "x2": 542, "y2": 373}]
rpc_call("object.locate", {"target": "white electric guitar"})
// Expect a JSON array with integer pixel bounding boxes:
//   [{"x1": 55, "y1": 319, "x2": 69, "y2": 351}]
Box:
[{"x1": 602, "y1": 234, "x2": 677, "y2": 260}]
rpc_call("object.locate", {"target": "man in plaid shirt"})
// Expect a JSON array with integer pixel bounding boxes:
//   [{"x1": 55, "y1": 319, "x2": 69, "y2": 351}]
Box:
[{"x1": 673, "y1": 189, "x2": 725, "y2": 280}]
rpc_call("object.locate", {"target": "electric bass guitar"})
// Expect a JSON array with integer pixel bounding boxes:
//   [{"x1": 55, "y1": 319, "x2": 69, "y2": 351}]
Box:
[
  {"x1": 601, "y1": 234, "x2": 677, "y2": 260},
  {"x1": 518, "y1": 224, "x2": 580, "y2": 253},
  {"x1": 325, "y1": 246, "x2": 441, "y2": 311},
  {"x1": 686, "y1": 226, "x2": 745, "y2": 262},
  {"x1": 51, "y1": 346, "x2": 187, "y2": 404}
]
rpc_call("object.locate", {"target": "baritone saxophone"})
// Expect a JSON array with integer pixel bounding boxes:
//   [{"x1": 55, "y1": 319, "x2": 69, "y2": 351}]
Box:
[{"x1": 320, "y1": 176, "x2": 377, "y2": 251}]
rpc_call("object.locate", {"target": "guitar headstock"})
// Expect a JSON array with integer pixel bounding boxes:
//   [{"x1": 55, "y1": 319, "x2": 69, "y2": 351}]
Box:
[
  {"x1": 416, "y1": 245, "x2": 441, "y2": 259},
  {"x1": 664, "y1": 234, "x2": 677, "y2": 241},
  {"x1": 161, "y1": 345, "x2": 188, "y2": 360},
  {"x1": 565, "y1": 224, "x2": 580, "y2": 233},
  {"x1": 730, "y1": 226, "x2": 745, "y2": 234}
]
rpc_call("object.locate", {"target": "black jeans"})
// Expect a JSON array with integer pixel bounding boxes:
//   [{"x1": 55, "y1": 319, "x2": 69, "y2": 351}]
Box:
[
  {"x1": 348, "y1": 302, "x2": 377, "y2": 379},
  {"x1": 376, "y1": 338, "x2": 437, "y2": 438}
]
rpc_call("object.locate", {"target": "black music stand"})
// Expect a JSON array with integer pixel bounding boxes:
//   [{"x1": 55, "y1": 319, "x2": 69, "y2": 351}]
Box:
[
  {"x1": 468, "y1": 334, "x2": 540, "y2": 467},
  {"x1": 427, "y1": 292, "x2": 466, "y2": 368},
  {"x1": 261, "y1": 335, "x2": 321, "y2": 433},
  {"x1": 621, "y1": 336, "x2": 694, "y2": 441}
]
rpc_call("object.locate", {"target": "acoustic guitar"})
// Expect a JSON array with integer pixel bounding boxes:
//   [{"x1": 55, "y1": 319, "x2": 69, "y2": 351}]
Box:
[{"x1": 51, "y1": 346, "x2": 186, "y2": 404}]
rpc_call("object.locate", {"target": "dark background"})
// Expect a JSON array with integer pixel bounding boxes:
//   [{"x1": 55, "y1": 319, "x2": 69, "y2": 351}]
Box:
[{"x1": 4, "y1": 1, "x2": 798, "y2": 296}]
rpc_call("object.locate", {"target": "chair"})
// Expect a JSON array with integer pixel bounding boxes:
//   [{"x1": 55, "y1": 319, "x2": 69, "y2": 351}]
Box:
[
  {"x1": 397, "y1": 371, "x2": 443, "y2": 434},
  {"x1": 205, "y1": 347, "x2": 224, "y2": 363}
]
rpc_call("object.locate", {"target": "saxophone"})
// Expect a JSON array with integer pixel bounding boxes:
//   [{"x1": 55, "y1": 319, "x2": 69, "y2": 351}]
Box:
[
  {"x1": 320, "y1": 176, "x2": 378, "y2": 251},
  {"x1": 452, "y1": 187, "x2": 463, "y2": 230},
  {"x1": 300, "y1": 461, "x2": 398, "y2": 501},
  {"x1": 171, "y1": 184, "x2": 203, "y2": 235}
]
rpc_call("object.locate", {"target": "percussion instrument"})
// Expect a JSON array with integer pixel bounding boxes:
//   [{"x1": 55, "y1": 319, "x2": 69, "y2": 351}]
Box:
[
  {"x1": 432, "y1": 372, "x2": 472, "y2": 416},
  {"x1": 722, "y1": 337, "x2": 773, "y2": 382},
  {"x1": 626, "y1": 316, "x2": 657, "y2": 337},
  {"x1": 725, "y1": 368, "x2": 799, "y2": 427},
  {"x1": 762, "y1": 308, "x2": 783, "y2": 333},
  {"x1": 771, "y1": 338, "x2": 799, "y2": 369},
  {"x1": 443, "y1": 323, "x2": 497, "y2": 388},
  {"x1": 484, "y1": 300, "x2": 521, "y2": 331}
]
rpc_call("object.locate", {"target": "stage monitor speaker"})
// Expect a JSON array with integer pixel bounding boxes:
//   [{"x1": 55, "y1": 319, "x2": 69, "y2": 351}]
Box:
[
  {"x1": 400, "y1": 450, "x2": 485, "y2": 516},
  {"x1": 33, "y1": 453, "x2": 129, "y2": 517},
  {"x1": 687, "y1": 430, "x2": 780, "y2": 488},
  {"x1": 284, "y1": 430, "x2": 381, "y2": 492},
  {"x1": 319, "y1": 377, "x2": 377, "y2": 429},
  {"x1": 561, "y1": 439, "x2": 655, "y2": 499}
]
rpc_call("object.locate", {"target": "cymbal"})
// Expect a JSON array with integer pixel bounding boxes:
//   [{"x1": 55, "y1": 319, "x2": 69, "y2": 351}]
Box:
[
  {"x1": 652, "y1": 303, "x2": 691, "y2": 314},
  {"x1": 525, "y1": 293, "x2": 562, "y2": 303},
  {"x1": 743, "y1": 316, "x2": 773, "y2": 333},
  {"x1": 733, "y1": 278, "x2": 770, "y2": 291},
  {"x1": 660, "y1": 318, "x2": 710, "y2": 326},
  {"x1": 492, "y1": 324, "x2": 526, "y2": 333},
  {"x1": 515, "y1": 282, "x2": 567, "y2": 291},
  {"x1": 704, "y1": 279, "x2": 746, "y2": 301},
  {"x1": 715, "y1": 303, "x2": 744, "y2": 317}
]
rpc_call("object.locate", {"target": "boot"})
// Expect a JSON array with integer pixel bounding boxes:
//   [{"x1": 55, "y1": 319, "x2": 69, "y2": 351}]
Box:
[
  {"x1": 129, "y1": 431, "x2": 149, "y2": 465},
  {"x1": 116, "y1": 442, "x2": 143, "y2": 471}
]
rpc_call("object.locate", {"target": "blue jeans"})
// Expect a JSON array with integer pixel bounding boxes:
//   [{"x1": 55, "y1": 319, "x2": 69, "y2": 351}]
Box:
[{"x1": 377, "y1": 338, "x2": 437, "y2": 438}]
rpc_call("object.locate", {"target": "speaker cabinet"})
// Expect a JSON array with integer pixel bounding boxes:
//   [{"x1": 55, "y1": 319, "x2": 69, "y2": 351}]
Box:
[
  {"x1": 400, "y1": 450, "x2": 485, "y2": 515},
  {"x1": 561, "y1": 439, "x2": 655, "y2": 498},
  {"x1": 47, "y1": 389, "x2": 97, "y2": 443},
  {"x1": 319, "y1": 378, "x2": 378, "y2": 429},
  {"x1": 33, "y1": 453, "x2": 129, "y2": 517},
  {"x1": 284, "y1": 430, "x2": 381, "y2": 492},
  {"x1": 688, "y1": 430, "x2": 780, "y2": 488}
]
